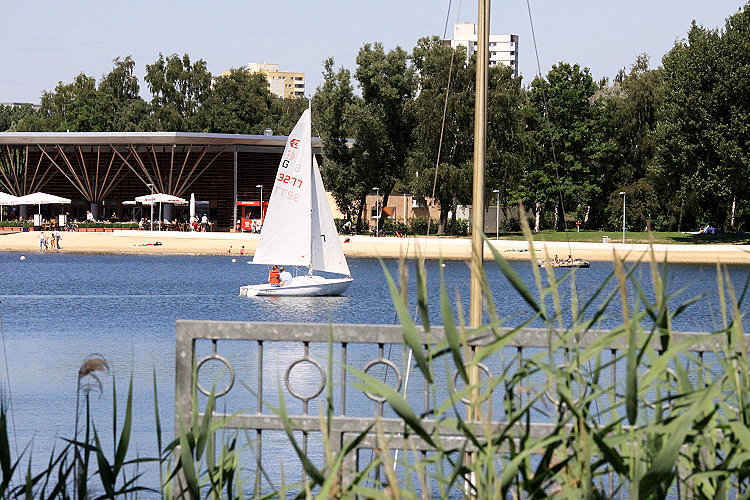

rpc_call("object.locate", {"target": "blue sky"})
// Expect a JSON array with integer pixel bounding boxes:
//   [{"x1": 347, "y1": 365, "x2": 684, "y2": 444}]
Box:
[{"x1": 0, "y1": 0, "x2": 745, "y2": 103}]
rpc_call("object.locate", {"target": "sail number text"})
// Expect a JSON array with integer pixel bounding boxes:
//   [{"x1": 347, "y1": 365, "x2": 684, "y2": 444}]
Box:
[{"x1": 277, "y1": 173, "x2": 303, "y2": 188}]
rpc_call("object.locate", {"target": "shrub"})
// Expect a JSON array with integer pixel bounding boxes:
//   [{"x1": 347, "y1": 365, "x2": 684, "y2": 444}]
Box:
[
  {"x1": 381, "y1": 218, "x2": 409, "y2": 235},
  {"x1": 0, "y1": 221, "x2": 32, "y2": 228}
]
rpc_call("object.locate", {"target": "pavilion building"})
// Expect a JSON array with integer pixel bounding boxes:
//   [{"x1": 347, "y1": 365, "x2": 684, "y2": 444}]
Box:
[{"x1": 0, "y1": 131, "x2": 322, "y2": 228}]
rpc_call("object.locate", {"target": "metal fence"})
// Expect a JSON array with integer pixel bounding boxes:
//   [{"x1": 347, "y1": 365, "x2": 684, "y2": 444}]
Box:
[{"x1": 175, "y1": 319, "x2": 735, "y2": 497}]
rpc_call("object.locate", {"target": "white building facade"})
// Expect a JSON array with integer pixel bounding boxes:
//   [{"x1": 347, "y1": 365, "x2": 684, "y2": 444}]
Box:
[{"x1": 450, "y1": 23, "x2": 519, "y2": 77}]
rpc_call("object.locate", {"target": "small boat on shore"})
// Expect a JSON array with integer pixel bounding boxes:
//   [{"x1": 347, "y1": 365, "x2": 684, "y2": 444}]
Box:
[{"x1": 538, "y1": 259, "x2": 590, "y2": 269}]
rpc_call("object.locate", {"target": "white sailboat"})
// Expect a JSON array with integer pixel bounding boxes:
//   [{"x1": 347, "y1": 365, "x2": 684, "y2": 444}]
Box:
[{"x1": 239, "y1": 109, "x2": 353, "y2": 297}]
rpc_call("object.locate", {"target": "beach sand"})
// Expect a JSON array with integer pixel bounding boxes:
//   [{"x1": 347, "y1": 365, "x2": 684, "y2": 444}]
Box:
[{"x1": 2, "y1": 230, "x2": 750, "y2": 264}]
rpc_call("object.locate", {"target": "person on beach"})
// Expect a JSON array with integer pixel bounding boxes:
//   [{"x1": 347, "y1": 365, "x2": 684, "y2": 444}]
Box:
[
  {"x1": 227, "y1": 246, "x2": 232, "y2": 255},
  {"x1": 48, "y1": 232, "x2": 56, "y2": 251},
  {"x1": 279, "y1": 266, "x2": 292, "y2": 285},
  {"x1": 39, "y1": 232, "x2": 46, "y2": 250},
  {"x1": 54, "y1": 230, "x2": 62, "y2": 250},
  {"x1": 268, "y1": 265, "x2": 281, "y2": 286},
  {"x1": 201, "y1": 214, "x2": 208, "y2": 231},
  {"x1": 240, "y1": 246, "x2": 245, "y2": 256}
]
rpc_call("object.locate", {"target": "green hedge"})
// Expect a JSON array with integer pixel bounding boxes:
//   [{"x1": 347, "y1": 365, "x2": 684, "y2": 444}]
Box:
[
  {"x1": 334, "y1": 217, "x2": 469, "y2": 236},
  {"x1": 0, "y1": 221, "x2": 33, "y2": 227}
]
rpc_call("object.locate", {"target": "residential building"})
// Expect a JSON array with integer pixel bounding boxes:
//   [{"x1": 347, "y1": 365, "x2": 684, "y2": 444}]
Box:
[
  {"x1": 450, "y1": 23, "x2": 518, "y2": 77},
  {"x1": 223, "y1": 62, "x2": 305, "y2": 99}
]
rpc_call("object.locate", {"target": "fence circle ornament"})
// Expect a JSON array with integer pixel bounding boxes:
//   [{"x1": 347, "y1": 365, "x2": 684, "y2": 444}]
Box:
[
  {"x1": 362, "y1": 358, "x2": 402, "y2": 403},
  {"x1": 196, "y1": 353, "x2": 236, "y2": 397},
  {"x1": 285, "y1": 357, "x2": 326, "y2": 402},
  {"x1": 453, "y1": 363, "x2": 492, "y2": 405}
]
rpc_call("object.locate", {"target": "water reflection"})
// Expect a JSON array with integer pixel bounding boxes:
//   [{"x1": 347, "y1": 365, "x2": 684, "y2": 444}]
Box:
[{"x1": 248, "y1": 296, "x2": 350, "y2": 323}]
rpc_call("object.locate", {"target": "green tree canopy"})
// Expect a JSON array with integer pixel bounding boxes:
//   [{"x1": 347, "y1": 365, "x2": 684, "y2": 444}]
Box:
[
  {"x1": 406, "y1": 36, "x2": 474, "y2": 233},
  {"x1": 197, "y1": 68, "x2": 274, "y2": 134},
  {"x1": 144, "y1": 53, "x2": 211, "y2": 131}
]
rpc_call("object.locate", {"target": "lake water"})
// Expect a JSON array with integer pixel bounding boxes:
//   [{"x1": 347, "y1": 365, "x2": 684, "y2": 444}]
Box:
[{"x1": 0, "y1": 251, "x2": 747, "y2": 493}]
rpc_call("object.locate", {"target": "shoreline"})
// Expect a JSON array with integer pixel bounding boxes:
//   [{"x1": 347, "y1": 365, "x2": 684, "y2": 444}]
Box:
[{"x1": 1, "y1": 230, "x2": 749, "y2": 264}]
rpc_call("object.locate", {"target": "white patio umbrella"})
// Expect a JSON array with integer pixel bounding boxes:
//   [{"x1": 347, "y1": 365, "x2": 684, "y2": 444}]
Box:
[
  {"x1": 16, "y1": 192, "x2": 71, "y2": 220},
  {"x1": 0, "y1": 192, "x2": 20, "y2": 221},
  {"x1": 189, "y1": 193, "x2": 196, "y2": 219},
  {"x1": 134, "y1": 193, "x2": 186, "y2": 231}
]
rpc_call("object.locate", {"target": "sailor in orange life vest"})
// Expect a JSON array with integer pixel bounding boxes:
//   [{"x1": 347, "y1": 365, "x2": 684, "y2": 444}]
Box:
[{"x1": 268, "y1": 265, "x2": 281, "y2": 286}]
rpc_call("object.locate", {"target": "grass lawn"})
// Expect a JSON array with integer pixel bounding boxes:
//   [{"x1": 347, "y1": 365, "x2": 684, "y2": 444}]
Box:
[{"x1": 487, "y1": 230, "x2": 750, "y2": 245}]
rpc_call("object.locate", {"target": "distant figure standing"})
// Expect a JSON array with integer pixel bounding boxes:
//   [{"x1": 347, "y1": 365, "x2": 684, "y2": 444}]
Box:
[
  {"x1": 39, "y1": 232, "x2": 47, "y2": 251},
  {"x1": 227, "y1": 246, "x2": 232, "y2": 255},
  {"x1": 55, "y1": 230, "x2": 62, "y2": 249},
  {"x1": 86, "y1": 210, "x2": 95, "y2": 222},
  {"x1": 201, "y1": 214, "x2": 208, "y2": 232},
  {"x1": 240, "y1": 246, "x2": 245, "y2": 256}
]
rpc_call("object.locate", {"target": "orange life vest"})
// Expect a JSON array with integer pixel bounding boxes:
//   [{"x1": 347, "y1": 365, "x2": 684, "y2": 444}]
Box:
[{"x1": 269, "y1": 268, "x2": 281, "y2": 284}]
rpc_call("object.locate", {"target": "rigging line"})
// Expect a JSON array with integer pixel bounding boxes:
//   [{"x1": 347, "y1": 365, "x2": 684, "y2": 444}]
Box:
[
  {"x1": 0, "y1": 302, "x2": 19, "y2": 463},
  {"x1": 427, "y1": 0, "x2": 460, "y2": 240},
  {"x1": 526, "y1": 0, "x2": 573, "y2": 259}
]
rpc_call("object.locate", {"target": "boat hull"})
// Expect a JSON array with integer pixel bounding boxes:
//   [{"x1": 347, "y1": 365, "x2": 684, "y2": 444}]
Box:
[
  {"x1": 538, "y1": 260, "x2": 590, "y2": 268},
  {"x1": 240, "y1": 275, "x2": 353, "y2": 297}
]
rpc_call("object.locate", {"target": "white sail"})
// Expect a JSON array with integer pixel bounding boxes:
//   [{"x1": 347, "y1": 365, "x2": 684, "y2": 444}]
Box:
[
  {"x1": 311, "y1": 156, "x2": 350, "y2": 275},
  {"x1": 253, "y1": 110, "x2": 313, "y2": 266}
]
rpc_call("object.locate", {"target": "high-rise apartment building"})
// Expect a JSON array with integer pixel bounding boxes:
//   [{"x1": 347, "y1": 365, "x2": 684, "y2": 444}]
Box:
[
  {"x1": 222, "y1": 62, "x2": 305, "y2": 99},
  {"x1": 450, "y1": 23, "x2": 519, "y2": 77}
]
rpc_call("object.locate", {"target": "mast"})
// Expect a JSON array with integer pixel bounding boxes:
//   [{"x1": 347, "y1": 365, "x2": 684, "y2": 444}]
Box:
[
  {"x1": 308, "y1": 97, "x2": 314, "y2": 275},
  {"x1": 471, "y1": 0, "x2": 489, "y2": 329}
]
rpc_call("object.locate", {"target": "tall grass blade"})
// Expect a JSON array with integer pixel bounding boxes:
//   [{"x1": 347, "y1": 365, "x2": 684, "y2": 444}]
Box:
[
  {"x1": 350, "y1": 367, "x2": 438, "y2": 450},
  {"x1": 440, "y1": 264, "x2": 467, "y2": 384},
  {"x1": 380, "y1": 259, "x2": 432, "y2": 383}
]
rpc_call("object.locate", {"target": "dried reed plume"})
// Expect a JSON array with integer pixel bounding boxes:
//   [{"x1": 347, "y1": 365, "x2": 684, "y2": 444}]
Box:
[{"x1": 77, "y1": 353, "x2": 109, "y2": 397}]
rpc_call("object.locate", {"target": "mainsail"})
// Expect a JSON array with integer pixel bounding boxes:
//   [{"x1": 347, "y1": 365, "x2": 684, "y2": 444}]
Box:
[{"x1": 253, "y1": 109, "x2": 349, "y2": 276}]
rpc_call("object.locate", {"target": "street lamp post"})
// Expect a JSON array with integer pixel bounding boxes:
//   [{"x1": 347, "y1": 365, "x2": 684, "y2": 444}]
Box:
[
  {"x1": 619, "y1": 191, "x2": 626, "y2": 244},
  {"x1": 492, "y1": 189, "x2": 500, "y2": 240},
  {"x1": 147, "y1": 183, "x2": 154, "y2": 231},
  {"x1": 256, "y1": 184, "x2": 264, "y2": 223},
  {"x1": 373, "y1": 187, "x2": 380, "y2": 236}
]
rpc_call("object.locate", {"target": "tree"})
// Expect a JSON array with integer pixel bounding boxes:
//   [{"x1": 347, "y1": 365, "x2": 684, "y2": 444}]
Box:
[
  {"x1": 314, "y1": 59, "x2": 360, "y2": 225},
  {"x1": 598, "y1": 55, "x2": 664, "y2": 230},
  {"x1": 406, "y1": 36, "x2": 474, "y2": 233},
  {"x1": 525, "y1": 63, "x2": 609, "y2": 231},
  {"x1": 14, "y1": 57, "x2": 148, "y2": 132},
  {"x1": 655, "y1": 23, "x2": 726, "y2": 230},
  {"x1": 144, "y1": 53, "x2": 212, "y2": 131},
  {"x1": 271, "y1": 97, "x2": 311, "y2": 136},
  {"x1": 0, "y1": 104, "x2": 35, "y2": 132},
  {"x1": 16, "y1": 73, "x2": 107, "y2": 132},
  {"x1": 486, "y1": 64, "x2": 531, "y2": 215},
  {"x1": 197, "y1": 68, "x2": 274, "y2": 134},
  {"x1": 350, "y1": 42, "x2": 416, "y2": 222},
  {"x1": 99, "y1": 56, "x2": 149, "y2": 131}
]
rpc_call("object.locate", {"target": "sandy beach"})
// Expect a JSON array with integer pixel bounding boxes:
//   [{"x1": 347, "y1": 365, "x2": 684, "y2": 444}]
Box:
[{"x1": 1, "y1": 229, "x2": 749, "y2": 264}]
